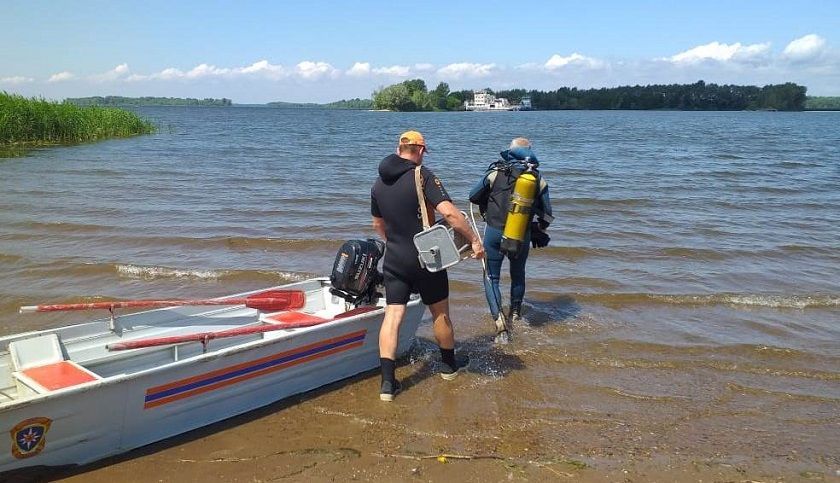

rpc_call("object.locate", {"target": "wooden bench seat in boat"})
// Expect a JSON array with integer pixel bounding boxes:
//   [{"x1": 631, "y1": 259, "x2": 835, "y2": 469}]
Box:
[{"x1": 9, "y1": 333, "x2": 101, "y2": 395}]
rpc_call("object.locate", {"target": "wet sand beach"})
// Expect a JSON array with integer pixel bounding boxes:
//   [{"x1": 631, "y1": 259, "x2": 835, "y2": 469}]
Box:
[
  {"x1": 18, "y1": 285, "x2": 836, "y2": 482},
  {"x1": 38, "y1": 307, "x2": 837, "y2": 482}
]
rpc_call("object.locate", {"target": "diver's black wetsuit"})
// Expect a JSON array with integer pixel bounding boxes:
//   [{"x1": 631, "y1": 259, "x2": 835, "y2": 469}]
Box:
[{"x1": 371, "y1": 154, "x2": 451, "y2": 305}]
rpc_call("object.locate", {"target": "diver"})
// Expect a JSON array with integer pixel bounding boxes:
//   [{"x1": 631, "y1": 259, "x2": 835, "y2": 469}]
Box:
[{"x1": 469, "y1": 137, "x2": 553, "y2": 344}]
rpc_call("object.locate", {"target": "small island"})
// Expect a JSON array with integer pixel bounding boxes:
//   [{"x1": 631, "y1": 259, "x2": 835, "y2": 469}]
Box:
[{"x1": 1, "y1": 92, "x2": 156, "y2": 155}]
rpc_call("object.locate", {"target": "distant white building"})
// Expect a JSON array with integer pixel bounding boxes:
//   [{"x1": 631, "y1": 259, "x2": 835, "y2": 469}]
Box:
[{"x1": 464, "y1": 90, "x2": 514, "y2": 111}]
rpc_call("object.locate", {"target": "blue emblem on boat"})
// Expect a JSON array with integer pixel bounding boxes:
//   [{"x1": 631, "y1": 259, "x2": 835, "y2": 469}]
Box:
[{"x1": 10, "y1": 417, "x2": 52, "y2": 459}]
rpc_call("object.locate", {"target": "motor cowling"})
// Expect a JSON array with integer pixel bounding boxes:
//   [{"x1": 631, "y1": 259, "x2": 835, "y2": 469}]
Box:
[
  {"x1": 329, "y1": 239, "x2": 384, "y2": 304},
  {"x1": 500, "y1": 168, "x2": 539, "y2": 256}
]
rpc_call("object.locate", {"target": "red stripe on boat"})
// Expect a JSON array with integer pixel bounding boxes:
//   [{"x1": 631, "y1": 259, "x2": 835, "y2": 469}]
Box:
[
  {"x1": 145, "y1": 330, "x2": 367, "y2": 395},
  {"x1": 143, "y1": 341, "x2": 363, "y2": 409}
]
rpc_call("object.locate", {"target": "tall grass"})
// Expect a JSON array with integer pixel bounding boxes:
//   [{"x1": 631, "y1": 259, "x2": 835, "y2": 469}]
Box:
[{"x1": 0, "y1": 92, "x2": 156, "y2": 147}]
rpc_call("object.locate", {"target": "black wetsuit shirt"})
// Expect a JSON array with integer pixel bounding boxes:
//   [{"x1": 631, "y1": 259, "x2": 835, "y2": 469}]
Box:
[{"x1": 371, "y1": 154, "x2": 452, "y2": 304}]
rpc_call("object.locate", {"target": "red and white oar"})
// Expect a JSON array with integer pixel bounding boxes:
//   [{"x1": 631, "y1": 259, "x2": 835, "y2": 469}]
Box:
[
  {"x1": 20, "y1": 289, "x2": 306, "y2": 314},
  {"x1": 107, "y1": 305, "x2": 379, "y2": 352}
]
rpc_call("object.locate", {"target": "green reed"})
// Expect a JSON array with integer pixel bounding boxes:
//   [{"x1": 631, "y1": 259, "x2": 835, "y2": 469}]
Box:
[{"x1": 0, "y1": 92, "x2": 156, "y2": 148}]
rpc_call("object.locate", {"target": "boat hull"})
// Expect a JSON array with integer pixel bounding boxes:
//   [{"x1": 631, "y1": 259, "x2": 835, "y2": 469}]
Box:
[{"x1": 0, "y1": 280, "x2": 424, "y2": 473}]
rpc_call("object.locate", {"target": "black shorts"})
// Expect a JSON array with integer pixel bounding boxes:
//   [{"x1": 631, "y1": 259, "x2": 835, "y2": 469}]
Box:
[{"x1": 383, "y1": 262, "x2": 449, "y2": 305}]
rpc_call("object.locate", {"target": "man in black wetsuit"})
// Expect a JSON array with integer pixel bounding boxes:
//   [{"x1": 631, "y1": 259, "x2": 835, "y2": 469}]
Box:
[{"x1": 371, "y1": 130, "x2": 484, "y2": 401}]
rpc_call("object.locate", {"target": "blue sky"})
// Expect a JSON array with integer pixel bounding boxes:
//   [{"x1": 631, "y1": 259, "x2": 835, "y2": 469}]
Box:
[{"x1": 1, "y1": 0, "x2": 838, "y2": 102}]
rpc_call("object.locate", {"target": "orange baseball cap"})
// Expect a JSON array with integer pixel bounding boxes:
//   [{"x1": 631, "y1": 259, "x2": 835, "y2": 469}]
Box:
[{"x1": 398, "y1": 130, "x2": 429, "y2": 151}]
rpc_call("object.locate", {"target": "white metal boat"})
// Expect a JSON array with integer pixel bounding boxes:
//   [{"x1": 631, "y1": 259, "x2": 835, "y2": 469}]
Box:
[
  {"x1": 0, "y1": 277, "x2": 423, "y2": 474},
  {"x1": 464, "y1": 90, "x2": 514, "y2": 111}
]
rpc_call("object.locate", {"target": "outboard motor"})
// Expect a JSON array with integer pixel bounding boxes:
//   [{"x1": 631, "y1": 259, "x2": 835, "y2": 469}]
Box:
[{"x1": 329, "y1": 239, "x2": 385, "y2": 306}]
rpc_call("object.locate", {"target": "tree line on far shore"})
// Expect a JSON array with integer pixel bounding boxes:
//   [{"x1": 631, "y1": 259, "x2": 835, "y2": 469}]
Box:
[
  {"x1": 61, "y1": 86, "x2": 830, "y2": 112},
  {"x1": 371, "y1": 80, "x2": 809, "y2": 112},
  {"x1": 804, "y1": 96, "x2": 840, "y2": 110},
  {"x1": 67, "y1": 96, "x2": 233, "y2": 107},
  {"x1": 267, "y1": 98, "x2": 373, "y2": 109}
]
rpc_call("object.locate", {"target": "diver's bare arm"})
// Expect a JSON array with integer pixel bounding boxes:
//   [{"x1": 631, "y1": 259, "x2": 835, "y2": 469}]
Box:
[
  {"x1": 372, "y1": 216, "x2": 387, "y2": 241},
  {"x1": 435, "y1": 200, "x2": 484, "y2": 258}
]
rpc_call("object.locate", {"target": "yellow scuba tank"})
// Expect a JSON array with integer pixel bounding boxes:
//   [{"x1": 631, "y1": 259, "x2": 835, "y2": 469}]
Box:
[{"x1": 500, "y1": 166, "x2": 539, "y2": 255}]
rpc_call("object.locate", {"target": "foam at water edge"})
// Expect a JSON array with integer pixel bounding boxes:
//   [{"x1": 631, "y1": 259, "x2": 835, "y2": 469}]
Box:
[
  {"x1": 673, "y1": 293, "x2": 840, "y2": 309},
  {"x1": 116, "y1": 264, "x2": 222, "y2": 280}
]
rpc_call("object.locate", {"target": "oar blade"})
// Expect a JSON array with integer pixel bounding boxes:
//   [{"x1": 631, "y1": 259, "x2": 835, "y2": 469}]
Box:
[{"x1": 243, "y1": 290, "x2": 306, "y2": 312}]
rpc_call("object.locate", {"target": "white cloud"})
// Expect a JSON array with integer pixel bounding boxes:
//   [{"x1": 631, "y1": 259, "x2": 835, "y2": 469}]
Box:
[
  {"x1": 783, "y1": 34, "x2": 826, "y2": 61},
  {"x1": 126, "y1": 60, "x2": 287, "y2": 82},
  {"x1": 347, "y1": 62, "x2": 371, "y2": 77},
  {"x1": 237, "y1": 60, "x2": 286, "y2": 79},
  {"x1": 47, "y1": 71, "x2": 75, "y2": 82},
  {"x1": 295, "y1": 61, "x2": 337, "y2": 80},
  {"x1": 372, "y1": 65, "x2": 411, "y2": 76},
  {"x1": 346, "y1": 63, "x2": 415, "y2": 77},
  {"x1": 544, "y1": 52, "x2": 605, "y2": 70},
  {"x1": 436, "y1": 62, "x2": 496, "y2": 79},
  {"x1": 414, "y1": 63, "x2": 435, "y2": 72},
  {"x1": 126, "y1": 67, "x2": 183, "y2": 81},
  {"x1": 0, "y1": 76, "x2": 34, "y2": 84},
  {"x1": 156, "y1": 64, "x2": 227, "y2": 80},
  {"x1": 185, "y1": 63, "x2": 231, "y2": 79},
  {"x1": 156, "y1": 67, "x2": 185, "y2": 80},
  {"x1": 667, "y1": 41, "x2": 771, "y2": 64},
  {"x1": 732, "y1": 43, "x2": 772, "y2": 63},
  {"x1": 345, "y1": 62, "x2": 415, "y2": 77},
  {"x1": 91, "y1": 63, "x2": 130, "y2": 82}
]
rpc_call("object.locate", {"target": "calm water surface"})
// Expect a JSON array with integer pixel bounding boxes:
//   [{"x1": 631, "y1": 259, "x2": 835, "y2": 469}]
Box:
[{"x1": 1, "y1": 108, "x2": 838, "y2": 475}]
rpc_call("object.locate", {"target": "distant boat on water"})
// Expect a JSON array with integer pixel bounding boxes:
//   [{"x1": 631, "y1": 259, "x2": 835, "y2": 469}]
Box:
[
  {"x1": 464, "y1": 90, "x2": 514, "y2": 111},
  {"x1": 464, "y1": 90, "x2": 531, "y2": 111}
]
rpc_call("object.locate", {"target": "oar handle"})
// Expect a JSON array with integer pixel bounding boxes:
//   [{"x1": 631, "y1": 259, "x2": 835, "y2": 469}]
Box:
[
  {"x1": 20, "y1": 299, "x2": 250, "y2": 313},
  {"x1": 20, "y1": 292, "x2": 306, "y2": 314},
  {"x1": 107, "y1": 316, "x2": 341, "y2": 351}
]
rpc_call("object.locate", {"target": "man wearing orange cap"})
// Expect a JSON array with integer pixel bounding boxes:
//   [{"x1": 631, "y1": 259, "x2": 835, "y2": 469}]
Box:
[{"x1": 371, "y1": 130, "x2": 484, "y2": 401}]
